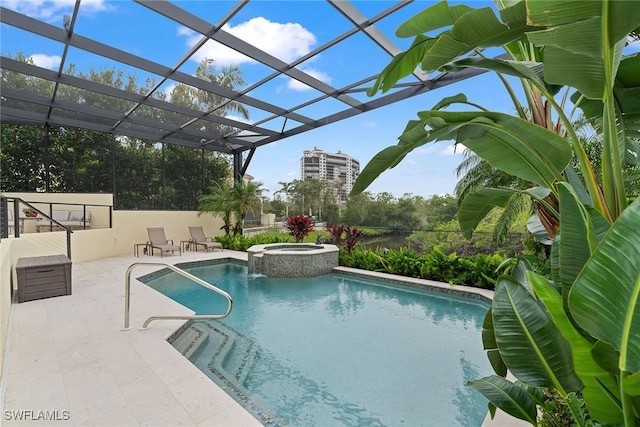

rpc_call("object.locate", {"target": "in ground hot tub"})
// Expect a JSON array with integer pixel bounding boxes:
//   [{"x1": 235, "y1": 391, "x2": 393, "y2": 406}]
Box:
[{"x1": 247, "y1": 243, "x2": 339, "y2": 277}]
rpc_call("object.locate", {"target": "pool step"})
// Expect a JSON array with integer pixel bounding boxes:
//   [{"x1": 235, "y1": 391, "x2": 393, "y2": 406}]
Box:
[
  {"x1": 169, "y1": 323, "x2": 209, "y2": 360},
  {"x1": 199, "y1": 322, "x2": 260, "y2": 386}
]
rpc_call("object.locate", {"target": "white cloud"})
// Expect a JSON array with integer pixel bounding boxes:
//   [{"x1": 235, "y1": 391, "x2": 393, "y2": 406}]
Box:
[
  {"x1": 181, "y1": 17, "x2": 317, "y2": 67},
  {"x1": 29, "y1": 54, "x2": 61, "y2": 69},
  {"x1": 439, "y1": 143, "x2": 461, "y2": 156},
  {"x1": 287, "y1": 68, "x2": 331, "y2": 91},
  {"x1": 412, "y1": 145, "x2": 438, "y2": 155},
  {"x1": 5, "y1": 0, "x2": 108, "y2": 22},
  {"x1": 162, "y1": 83, "x2": 176, "y2": 101},
  {"x1": 410, "y1": 142, "x2": 461, "y2": 157}
]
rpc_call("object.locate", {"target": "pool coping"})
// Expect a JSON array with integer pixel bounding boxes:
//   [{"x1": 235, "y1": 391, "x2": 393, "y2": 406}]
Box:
[
  {"x1": 333, "y1": 266, "x2": 494, "y2": 303},
  {"x1": 139, "y1": 258, "x2": 495, "y2": 305}
]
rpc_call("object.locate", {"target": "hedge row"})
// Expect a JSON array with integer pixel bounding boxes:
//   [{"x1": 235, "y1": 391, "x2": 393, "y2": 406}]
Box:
[{"x1": 339, "y1": 247, "x2": 511, "y2": 290}]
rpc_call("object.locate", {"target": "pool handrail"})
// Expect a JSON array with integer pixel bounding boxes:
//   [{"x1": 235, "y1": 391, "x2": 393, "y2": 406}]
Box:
[{"x1": 123, "y1": 262, "x2": 233, "y2": 330}]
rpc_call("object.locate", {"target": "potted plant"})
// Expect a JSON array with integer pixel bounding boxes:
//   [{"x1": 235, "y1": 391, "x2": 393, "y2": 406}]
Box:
[{"x1": 22, "y1": 208, "x2": 38, "y2": 218}]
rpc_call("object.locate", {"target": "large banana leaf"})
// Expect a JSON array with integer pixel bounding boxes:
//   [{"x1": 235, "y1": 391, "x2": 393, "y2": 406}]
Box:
[
  {"x1": 526, "y1": 1, "x2": 640, "y2": 99},
  {"x1": 526, "y1": 1, "x2": 640, "y2": 49},
  {"x1": 492, "y1": 277, "x2": 583, "y2": 391},
  {"x1": 417, "y1": 111, "x2": 571, "y2": 188},
  {"x1": 370, "y1": 1, "x2": 640, "y2": 101},
  {"x1": 395, "y1": 1, "x2": 473, "y2": 38},
  {"x1": 481, "y1": 307, "x2": 507, "y2": 377},
  {"x1": 417, "y1": 2, "x2": 528, "y2": 71},
  {"x1": 367, "y1": 35, "x2": 435, "y2": 95},
  {"x1": 441, "y1": 57, "x2": 547, "y2": 92},
  {"x1": 467, "y1": 375, "x2": 537, "y2": 425},
  {"x1": 458, "y1": 188, "x2": 516, "y2": 239},
  {"x1": 572, "y1": 54, "x2": 640, "y2": 167},
  {"x1": 529, "y1": 272, "x2": 623, "y2": 424},
  {"x1": 526, "y1": 214, "x2": 552, "y2": 245},
  {"x1": 370, "y1": 1, "x2": 529, "y2": 94},
  {"x1": 458, "y1": 185, "x2": 551, "y2": 240},
  {"x1": 352, "y1": 109, "x2": 571, "y2": 197},
  {"x1": 568, "y1": 196, "x2": 640, "y2": 374},
  {"x1": 556, "y1": 183, "x2": 603, "y2": 299}
]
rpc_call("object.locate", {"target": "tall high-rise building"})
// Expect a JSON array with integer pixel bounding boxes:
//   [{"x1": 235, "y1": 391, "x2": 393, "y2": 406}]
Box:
[{"x1": 301, "y1": 147, "x2": 360, "y2": 202}]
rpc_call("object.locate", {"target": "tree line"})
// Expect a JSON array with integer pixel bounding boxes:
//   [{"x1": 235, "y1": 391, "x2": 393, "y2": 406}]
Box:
[
  {"x1": 1, "y1": 54, "x2": 247, "y2": 210},
  {"x1": 1, "y1": 124, "x2": 231, "y2": 210}
]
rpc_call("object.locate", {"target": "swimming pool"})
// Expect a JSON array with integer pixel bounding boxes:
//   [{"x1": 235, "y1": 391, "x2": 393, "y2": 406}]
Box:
[{"x1": 141, "y1": 261, "x2": 492, "y2": 426}]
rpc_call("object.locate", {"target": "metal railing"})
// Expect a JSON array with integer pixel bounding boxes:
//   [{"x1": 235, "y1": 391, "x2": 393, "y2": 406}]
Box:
[
  {"x1": 123, "y1": 262, "x2": 233, "y2": 330},
  {"x1": 1, "y1": 196, "x2": 113, "y2": 234},
  {"x1": 1, "y1": 196, "x2": 73, "y2": 259}
]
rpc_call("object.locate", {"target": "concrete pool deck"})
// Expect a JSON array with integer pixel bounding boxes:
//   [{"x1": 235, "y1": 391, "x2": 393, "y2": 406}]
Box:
[{"x1": 2, "y1": 250, "x2": 524, "y2": 426}]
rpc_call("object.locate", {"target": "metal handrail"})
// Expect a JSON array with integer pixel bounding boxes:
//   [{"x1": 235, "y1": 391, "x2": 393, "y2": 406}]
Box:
[
  {"x1": 1, "y1": 196, "x2": 73, "y2": 258},
  {"x1": 123, "y1": 262, "x2": 233, "y2": 330}
]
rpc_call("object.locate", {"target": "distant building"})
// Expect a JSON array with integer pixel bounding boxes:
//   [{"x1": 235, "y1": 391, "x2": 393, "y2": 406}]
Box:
[{"x1": 301, "y1": 147, "x2": 360, "y2": 202}]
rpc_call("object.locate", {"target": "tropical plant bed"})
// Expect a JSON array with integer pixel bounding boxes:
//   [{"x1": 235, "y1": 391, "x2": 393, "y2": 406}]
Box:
[{"x1": 339, "y1": 247, "x2": 510, "y2": 290}]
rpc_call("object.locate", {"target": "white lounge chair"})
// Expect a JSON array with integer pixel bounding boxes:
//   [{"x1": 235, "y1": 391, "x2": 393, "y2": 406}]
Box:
[
  {"x1": 188, "y1": 226, "x2": 223, "y2": 252},
  {"x1": 147, "y1": 227, "x2": 181, "y2": 257}
]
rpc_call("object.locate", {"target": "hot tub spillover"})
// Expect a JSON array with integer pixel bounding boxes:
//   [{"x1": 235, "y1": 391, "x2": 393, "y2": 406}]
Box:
[{"x1": 247, "y1": 243, "x2": 339, "y2": 277}]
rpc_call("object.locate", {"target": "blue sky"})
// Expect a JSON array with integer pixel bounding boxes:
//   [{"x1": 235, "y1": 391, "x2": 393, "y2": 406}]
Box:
[{"x1": 6, "y1": 1, "x2": 634, "y2": 199}]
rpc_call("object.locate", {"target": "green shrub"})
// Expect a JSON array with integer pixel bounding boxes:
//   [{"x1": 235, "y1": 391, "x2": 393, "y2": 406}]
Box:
[
  {"x1": 339, "y1": 247, "x2": 508, "y2": 290},
  {"x1": 451, "y1": 253, "x2": 509, "y2": 289},
  {"x1": 383, "y1": 247, "x2": 421, "y2": 277},
  {"x1": 340, "y1": 248, "x2": 386, "y2": 271},
  {"x1": 250, "y1": 232, "x2": 290, "y2": 245},
  {"x1": 215, "y1": 232, "x2": 290, "y2": 251},
  {"x1": 419, "y1": 249, "x2": 459, "y2": 283}
]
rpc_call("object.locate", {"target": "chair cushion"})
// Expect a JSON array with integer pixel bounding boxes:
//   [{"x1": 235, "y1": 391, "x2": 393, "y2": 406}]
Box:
[
  {"x1": 68, "y1": 210, "x2": 86, "y2": 221},
  {"x1": 52, "y1": 211, "x2": 70, "y2": 221}
]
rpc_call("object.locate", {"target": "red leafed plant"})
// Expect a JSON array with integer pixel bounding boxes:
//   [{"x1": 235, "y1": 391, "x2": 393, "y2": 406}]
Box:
[
  {"x1": 325, "y1": 224, "x2": 345, "y2": 245},
  {"x1": 285, "y1": 214, "x2": 315, "y2": 243},
  {"x1": 343, "y1": 226, "x2": 364, "y2": 254}
]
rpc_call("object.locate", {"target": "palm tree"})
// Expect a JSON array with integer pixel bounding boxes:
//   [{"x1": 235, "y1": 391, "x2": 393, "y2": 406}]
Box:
[
  {"x1": 196, "y1": 61, "x2": 249, "y2": 120},
  {"x1": 171, "y1": 59, "x2": 250, "y2": 138},
  {"x1": 198, "y1": 182, "x2": 234, "y2": 236},
  {"x1": 455, "y1": 150, "x2": 532, "y2": 243},
  {"x1": 305, "y1": 178, "x2": 329, "y2": 220},
  {"x1": 275, "y1": 180, "x2": 293, "y2": 217},
  {"x1": 198, "y1": 179, "x2": 264, "y2": 236},
  {"x1": 230, "y1": 180, "x2": 264, "y2": 235},
  {"x1": 291, "y1": 179, "x2": 314, "y2": 215}
]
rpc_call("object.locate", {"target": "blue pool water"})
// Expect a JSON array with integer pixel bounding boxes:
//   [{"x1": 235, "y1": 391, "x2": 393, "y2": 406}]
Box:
[{"x1": 142, "y1": 262, "x2": 492, "y2": 427}]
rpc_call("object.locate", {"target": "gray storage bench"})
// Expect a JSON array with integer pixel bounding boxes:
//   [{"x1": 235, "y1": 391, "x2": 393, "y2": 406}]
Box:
[{"x1": 16, "y1": 255, "x2": 72, "y2": 303}]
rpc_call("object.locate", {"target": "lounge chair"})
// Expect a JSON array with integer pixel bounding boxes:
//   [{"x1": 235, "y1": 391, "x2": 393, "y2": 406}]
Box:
[
  {"x1": 188, "y1": 226, "x2": 223, "y2": 252},
  {"x1": 147, "y1": 227, "x2": 181, "y2": 257},
  {"x1": 37, "y1": 210, "x2": 91, "y2": 232}
]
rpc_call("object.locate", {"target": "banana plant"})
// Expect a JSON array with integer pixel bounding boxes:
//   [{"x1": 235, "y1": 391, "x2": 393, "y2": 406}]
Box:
[
  {"x1": 469, "y1": 185, "x2": 639, "y2": 426},
  {"x1": 355, "y1": 0, "x2": 640, "y2": 227},
  {"x1": 355, "y1": 0, "x2": 640, "y2": 424}
]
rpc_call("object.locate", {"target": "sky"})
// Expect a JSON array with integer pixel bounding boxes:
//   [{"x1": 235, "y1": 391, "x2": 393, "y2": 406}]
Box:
[{"x1": 3, "y1": 1, "x2": 636, "y2": 200}]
